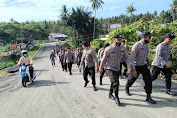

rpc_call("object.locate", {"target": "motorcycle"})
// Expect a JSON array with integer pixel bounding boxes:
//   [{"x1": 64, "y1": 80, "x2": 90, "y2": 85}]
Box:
[{"x1": 19, "y1": 63, "x2": 36, "y2": 87}]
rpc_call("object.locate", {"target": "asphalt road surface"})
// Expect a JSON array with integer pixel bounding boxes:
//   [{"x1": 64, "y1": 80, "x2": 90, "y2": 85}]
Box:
[{"x1": 0, "y1": 43, "x2": 177, "y2": 118}]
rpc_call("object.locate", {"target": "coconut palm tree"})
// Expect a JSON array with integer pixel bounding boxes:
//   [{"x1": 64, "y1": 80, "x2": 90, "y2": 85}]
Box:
[
  {"x1": 60, "y1": 5, "x2": 69, "y2": 22},
  {"x1": 126, "y1": 4, "x2": 136, "y2": 24},
  {"x1": 170, "y1": 0, "x2": 177, "y2": 23},
  {"x1": 90, "y1": 0, "x2": 104, "y2": 40}
]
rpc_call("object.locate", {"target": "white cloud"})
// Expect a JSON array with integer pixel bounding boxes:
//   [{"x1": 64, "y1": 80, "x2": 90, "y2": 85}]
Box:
[
  {"x1": 110, "y1": 6, "x2": 122, "y2": 10},
  {"x1": 0, "y1": 0, "x2": 92, "y2": 22}
]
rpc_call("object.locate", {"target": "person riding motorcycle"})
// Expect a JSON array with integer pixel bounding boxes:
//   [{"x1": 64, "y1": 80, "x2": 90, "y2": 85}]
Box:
[{"x1": 17, "y1": 50, "x2": 34, "y2": 78}]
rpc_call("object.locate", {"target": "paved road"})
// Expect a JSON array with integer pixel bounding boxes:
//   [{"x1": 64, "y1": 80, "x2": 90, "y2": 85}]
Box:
[{"x1": 0, "y1": 43, "x2": 177, "y2": 118}]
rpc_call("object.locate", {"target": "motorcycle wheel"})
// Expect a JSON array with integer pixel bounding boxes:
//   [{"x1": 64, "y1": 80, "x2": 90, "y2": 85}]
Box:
[{"x1": 22, "y1": 79, "x2": 27, "y2": 87}]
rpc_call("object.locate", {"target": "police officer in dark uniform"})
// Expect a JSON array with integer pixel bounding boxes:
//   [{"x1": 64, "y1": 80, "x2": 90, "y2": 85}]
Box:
[
  {"x1": 100, "y1": 34, "x2": 131, "y2": 106},
  {"x1": 125, "y1": 31, "x2": 156, "y2": 104},
  {"x1": 99, "y1": 43, "x2": 110, "y2": 85},
  {"x1": 152, "y1": 33, "x2": 175, "y2": 95},
  {"x1": 79, "y1": 41, "x2": 99, "y2": 91}
]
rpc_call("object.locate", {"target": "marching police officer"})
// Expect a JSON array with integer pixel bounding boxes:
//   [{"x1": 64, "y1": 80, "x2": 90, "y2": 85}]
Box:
[
  {"x1": 99, "y1": 43, "x2": 110, "y2": 85},
  {"x1": 100, "y1": 34, "x2": 131, "y2": 106},
  {"x1": 120, "y1": 40, "x2": 128, "y2": 77},
  {"x1": 151, "y1": 33, "x2": 175, "y2": 95},
  {"x1": 64, "y1": 48, "x2": 74, "y2": 75},
  {"x1": 60, "y1": 49, "x2": 66, "y2": 71},
  {"x1": 77, "y1": 48, "x2": 83, "y2": 68},
  {"x1": 125, "y1": 31, "x2": 156, "y2": 104},
  {"x1": 98, "y1": 47, "x2": 104, "y2": 65},
  {"x1": 79, "y1": 41, "x2": 99, "y2": 91}
]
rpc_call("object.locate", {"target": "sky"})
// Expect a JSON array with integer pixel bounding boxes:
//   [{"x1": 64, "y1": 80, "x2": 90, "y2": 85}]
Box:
[{"x1": 0, "y1": 0, "x2": 173, "y2": 22}]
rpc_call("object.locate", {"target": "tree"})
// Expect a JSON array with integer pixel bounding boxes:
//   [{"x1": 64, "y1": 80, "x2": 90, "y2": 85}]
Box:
[
  {"x1": 170, "y1": 0, "x2": 177, "y2": 23},
  {"x1": 153, "y1": 11, "x2": 157, "y2": 18},
  {"x1": 90, "y1": 0, "x2": 104, "y2": 40},
  {"x1": 126, "y1": 4, "x2": 136, "y2": 24},
  {"x1": 60, "y1": 5, "x2": 69, "y2": 22}
]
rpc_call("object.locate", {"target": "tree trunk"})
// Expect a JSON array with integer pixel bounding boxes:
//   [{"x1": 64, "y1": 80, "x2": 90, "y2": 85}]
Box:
[{"x1": 93, "y1": 10, "x2": 96, "y2": 40}]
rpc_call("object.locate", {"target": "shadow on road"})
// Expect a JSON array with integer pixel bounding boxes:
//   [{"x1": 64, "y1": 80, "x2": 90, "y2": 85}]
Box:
[
  {"x1": 33, "y1": 56, "x2": 48, "y2": 60},
  {"x1": 119, "y1": 92, "x2": 177, "y2": 108},
  {"x1": 35, "y1": 69, "x2": 49, "y2": 72},
  {"x1": 27, "y1": 80, "x2": 70, "y2": 88}
]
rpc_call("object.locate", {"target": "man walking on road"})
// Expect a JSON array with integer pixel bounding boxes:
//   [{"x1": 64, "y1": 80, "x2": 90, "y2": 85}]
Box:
[
  {"x1": 50, "y1": 50, "x2": 56, "y2": 66},
  {"x1": 99, "y1": 43, "x2": 110, "y2": 85},
  {"x1": 77, "y1": 48, "x2": 83, "y2": 69},
  {"x1": 60, "y1": 49, "x2": 66, "y2": 71},
  {"x1": 151, "y1": 33, "x2": 175, "y2": 96},
  {"x1": 64, "y1": 48, "x2": 74, "y2": 75},
  {"x1": 79, "y1": 41, "x2": 99, "y2": 91},
  {"x1": 100, "y1": 34, "x2": 131, "y2": 106},
  {"x1": 120, "y1": 40, "x2": 128, "y2": 78},
  {"x1": 97, "y1": 47, "x2": 104, "y2": 65},
  {"x1": 125, "y1": 31, "x2": 156, "y2": 104}
]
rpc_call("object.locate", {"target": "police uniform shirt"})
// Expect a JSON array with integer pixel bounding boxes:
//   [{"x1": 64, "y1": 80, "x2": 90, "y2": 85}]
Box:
[
  {"x1": 98, "y1": 48, "x2": 103, "y2": 61},
  {"x1": 100, "y1": 44, "x2": 130, "y2": 72},
  {"x1": 64, "y1": 52, "x2": 73, "y2": 63},
  {"x1": 60, "y1": 53, "x2": 65, "y2": 60},
  {"x1": 99, "y1": 49, "x2": 105, "y2": 60},
  {"x1": 81, "y1": 48, "x2": 98, "y2": 68},
  {"x1": 152, "y1": 42, "x2": 172, "y2": 68},
  {"x1": 131, "y1": 40, "x2": 150, "y2": 69}
]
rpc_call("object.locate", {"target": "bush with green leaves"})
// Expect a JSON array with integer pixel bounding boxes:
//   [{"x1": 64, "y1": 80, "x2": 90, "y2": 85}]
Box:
[{"x1": 90, "y1": 39, "x2": 105, "y2": 52}]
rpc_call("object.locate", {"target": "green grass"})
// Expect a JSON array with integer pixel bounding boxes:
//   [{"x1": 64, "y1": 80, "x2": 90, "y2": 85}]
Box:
[
  {"x1": 24, "y1": 45, "x2": 41, "y2": 57},
  {"x1": 0, "y1": 60, "x2": 16, "y2": 70}
]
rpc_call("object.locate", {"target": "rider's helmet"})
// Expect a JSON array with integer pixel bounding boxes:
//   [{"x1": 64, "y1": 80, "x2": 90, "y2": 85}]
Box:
[
  {"x1": 21, "y1": 50, "x2": 28, "y2": 57},
  {"x1": 21, "y1": 50, "x2": 28, "y2": 54}
]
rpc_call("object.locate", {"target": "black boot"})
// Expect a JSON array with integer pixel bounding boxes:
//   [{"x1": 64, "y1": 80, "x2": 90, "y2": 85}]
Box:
[
  {"x1": 69, "y1": 72, "x2": 72, "y2": 75},
  {"x1": 100, "y1": 78, "x2": 102, "y2": 85},
  {"x1": 115, "y1": 97, "x2": 121, "y2": 106},
  {"x1": 93, "y1": 86, "x2": 98, "y2": 91},
  {"x1": 109, "y1": 93, "x2": 115, "y2": 100},
  {"x1": 146, "y1": 94, "x2": 156, "y2": 104},
  {"x1": 166, "y1": 89, "x2": 175, "y2": 96},
  {"x1": 125, "y1": 87, "x2": 132, "y2": 96},
  {"x1": 84, "y1": 81, "x2": 89, "y2": 87},
  {"x1": 123, "y1": 73, "x2": 128, "y2": 77}
]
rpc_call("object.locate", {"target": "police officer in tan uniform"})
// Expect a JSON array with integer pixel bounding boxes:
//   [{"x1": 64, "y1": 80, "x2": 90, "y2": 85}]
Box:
[
  {"x1": 64, "y1": 48, "x2": 74, "y2": 75},
  {"x1": 79, "y1": 41, "x2": 99, "y2": 91},
  {"x1": 152, "y1": 33, "x2": 175, "y2": 95},
  {"x1": 125, "y1": 31, "x2": 156, "y2": 104},
  {"x1": 99, "y1": 43, "x2": 110, "y2": 85},
  {"x1": 100, "y1": 34, "x2": 131, "y2": 106}
]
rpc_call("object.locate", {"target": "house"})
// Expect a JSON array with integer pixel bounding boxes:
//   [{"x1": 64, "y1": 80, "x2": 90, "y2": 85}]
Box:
[
  {"x1": 110, "y1": 23, "x2": 121, "y2": 31},
  {"x1": 49, "y1": 33, "x2": 68, "y2": 41}
]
